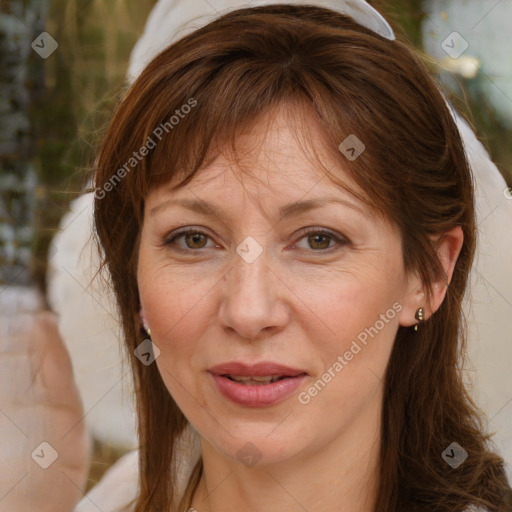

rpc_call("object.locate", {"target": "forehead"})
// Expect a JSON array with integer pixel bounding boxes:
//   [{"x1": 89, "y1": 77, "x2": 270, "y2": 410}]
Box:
[
  {"x1": 160, "y1": 102, "x2": 363, "y2": 202},
  {"x1": 146, "y1": 108, "x2": 378, "y2": 227}
]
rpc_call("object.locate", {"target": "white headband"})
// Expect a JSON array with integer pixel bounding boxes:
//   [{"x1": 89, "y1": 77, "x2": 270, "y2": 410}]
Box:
[{"x1": 127, "y1": 0, "x2": 395, "y2": 83}]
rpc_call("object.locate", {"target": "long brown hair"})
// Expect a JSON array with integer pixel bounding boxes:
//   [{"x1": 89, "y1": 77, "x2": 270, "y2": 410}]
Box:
[{"x1": 92, "y1": 4, "x2": 512, "y2": 511}]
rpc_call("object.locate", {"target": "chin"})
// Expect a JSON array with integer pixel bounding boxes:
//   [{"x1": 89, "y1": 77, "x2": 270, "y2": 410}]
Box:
[{"x1": 198, "y1": 418, "x2": 311, "y2": 468}]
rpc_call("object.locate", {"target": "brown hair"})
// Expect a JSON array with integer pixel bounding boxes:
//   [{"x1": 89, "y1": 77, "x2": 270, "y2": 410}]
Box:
[{"x1": 92, "y1": 4, "x2": 512, "y2": 512}]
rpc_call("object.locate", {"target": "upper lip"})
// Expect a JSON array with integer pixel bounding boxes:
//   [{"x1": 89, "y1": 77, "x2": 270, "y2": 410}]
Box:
[{"x1": 208, "y1": 361, "x2": 307, "y2": 377}]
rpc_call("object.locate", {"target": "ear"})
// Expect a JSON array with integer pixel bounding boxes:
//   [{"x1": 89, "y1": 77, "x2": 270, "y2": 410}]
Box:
[{"x1": 399, "y1": 226, "x2": 464, "y2": 327}]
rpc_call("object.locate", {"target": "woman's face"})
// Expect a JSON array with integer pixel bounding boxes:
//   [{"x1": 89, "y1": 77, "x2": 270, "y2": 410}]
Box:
[{"x1": 137, "y1": 106, "x2": 415, "y2": 467}]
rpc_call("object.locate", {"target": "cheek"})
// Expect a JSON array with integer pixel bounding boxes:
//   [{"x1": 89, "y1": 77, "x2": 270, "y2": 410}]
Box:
[
  {"x1": 296, "y1": 279, "x2": 400, "y2": 437},
  {"x1": 338, "y1": 284, "x2": 400, "y2": 340},
  {"x1": 139, "y1": 275, "x2": 210, "y2": 410},
  {"x1": 306, "y1": 265, "x2": 403, "y2": 384},
  {"x1": 138, "y1": 248, "x2": 213, "y2": 336},
  {"x1": 138, "y1": 266, "x2": 217, "y2": 399},
  {"x1": 313, "y1": 267, "x2": 401, "y2": 336}
]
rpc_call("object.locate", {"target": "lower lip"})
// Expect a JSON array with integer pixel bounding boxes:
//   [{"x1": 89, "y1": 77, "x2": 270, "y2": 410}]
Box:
[{"x1": 210, "y1": 373, "x2": 307, "y2": 407}]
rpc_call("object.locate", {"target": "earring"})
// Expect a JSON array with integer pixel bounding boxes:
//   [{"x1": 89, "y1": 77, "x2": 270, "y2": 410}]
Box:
[
  {"x1": 140, "y1": 307, "x2": 151, "y2": 338},
  {"x1": 413, "y1": 307, "x2": 425, "y2": 331}
]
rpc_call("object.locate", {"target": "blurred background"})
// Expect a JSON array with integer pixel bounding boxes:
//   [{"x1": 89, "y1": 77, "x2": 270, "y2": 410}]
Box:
[{"x1": 1, "y1": 0, "x2": 511, "y2": 495}]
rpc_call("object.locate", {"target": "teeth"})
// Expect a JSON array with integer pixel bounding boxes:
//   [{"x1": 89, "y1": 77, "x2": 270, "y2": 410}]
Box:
[{"x1": 228, "y1": 375, "x2": 283, "y2": 385}]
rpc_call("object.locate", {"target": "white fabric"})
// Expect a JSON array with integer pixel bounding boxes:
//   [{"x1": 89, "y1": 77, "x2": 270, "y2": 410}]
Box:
[
  {"x1": 126, "y1": 0, "x2": 394, "y2": 82},
  {"x1": 47, "y1": 193, "x2": 138, "y2": 450},
  {"x1": 71, "y1": 1, "x2": 511, "y2": 510},
  {"x1": 455, "y1": 110, "x2": 512, "y2": 482},
  {"x1": 74, "y1": 451, "x2": 138, "y2": 512},
  {"x1": 74, "y1": 425, "x2": 201, "y2": 512}
]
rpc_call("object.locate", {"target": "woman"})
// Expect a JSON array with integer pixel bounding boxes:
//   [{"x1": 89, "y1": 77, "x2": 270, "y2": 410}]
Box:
[
  {"x1": 85, "y1": 2, "x2": 512, "y2": 511},
  {"x1": 3, "y1": 1, "x2": 508, "y2": 512}
]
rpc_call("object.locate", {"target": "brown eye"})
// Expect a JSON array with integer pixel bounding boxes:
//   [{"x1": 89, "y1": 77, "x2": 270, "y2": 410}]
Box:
[
  {"x1": 183, "y1": 232, "x2": 208, "y2": 249},
  {"x1": 307, "y1": 233, "x2": 332, "y2": 250},
  {"x1": 295, "y1": 228, "x2": 349, "y2": 252},
  {"x1": 164, "y1": 229, "x2": 214, "y2": 252}
]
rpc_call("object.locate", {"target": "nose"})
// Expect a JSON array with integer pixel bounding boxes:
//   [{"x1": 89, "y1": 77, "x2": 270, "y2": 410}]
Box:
[{"x1": 218, "y1": 241, "x2": 290, "y2": 340}]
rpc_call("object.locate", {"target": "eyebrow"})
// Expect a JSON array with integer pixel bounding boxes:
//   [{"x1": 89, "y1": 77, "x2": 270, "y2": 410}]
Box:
[{"x1": 149, "y1": 195, "x2": 367, "y2": 221}]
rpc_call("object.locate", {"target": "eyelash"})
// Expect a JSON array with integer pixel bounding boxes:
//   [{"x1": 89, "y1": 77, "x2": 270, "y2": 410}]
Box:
[{"x1": 163, "y1": 227, "x2": 349, "y2": 254}]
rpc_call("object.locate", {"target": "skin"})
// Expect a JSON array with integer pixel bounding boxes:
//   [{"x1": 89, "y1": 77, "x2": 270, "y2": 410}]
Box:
[{"x1": 137, "y1": 104, "x2": 463, "y2": 512}]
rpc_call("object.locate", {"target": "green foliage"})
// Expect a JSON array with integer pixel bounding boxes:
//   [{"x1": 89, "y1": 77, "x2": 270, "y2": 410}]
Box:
[{"x1": 29, "y1": 0, "x2": 156, "y2": 290}]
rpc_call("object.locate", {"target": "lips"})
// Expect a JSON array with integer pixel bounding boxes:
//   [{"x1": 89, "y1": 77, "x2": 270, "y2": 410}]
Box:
[{"x1": 208, "y1": 361, "x2": 308, "y2": 406}]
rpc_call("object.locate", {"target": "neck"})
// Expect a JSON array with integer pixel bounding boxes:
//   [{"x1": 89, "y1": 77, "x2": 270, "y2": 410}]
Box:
[{"x1": 190, "y1": 392, "x2": 382, "y2": 512}]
